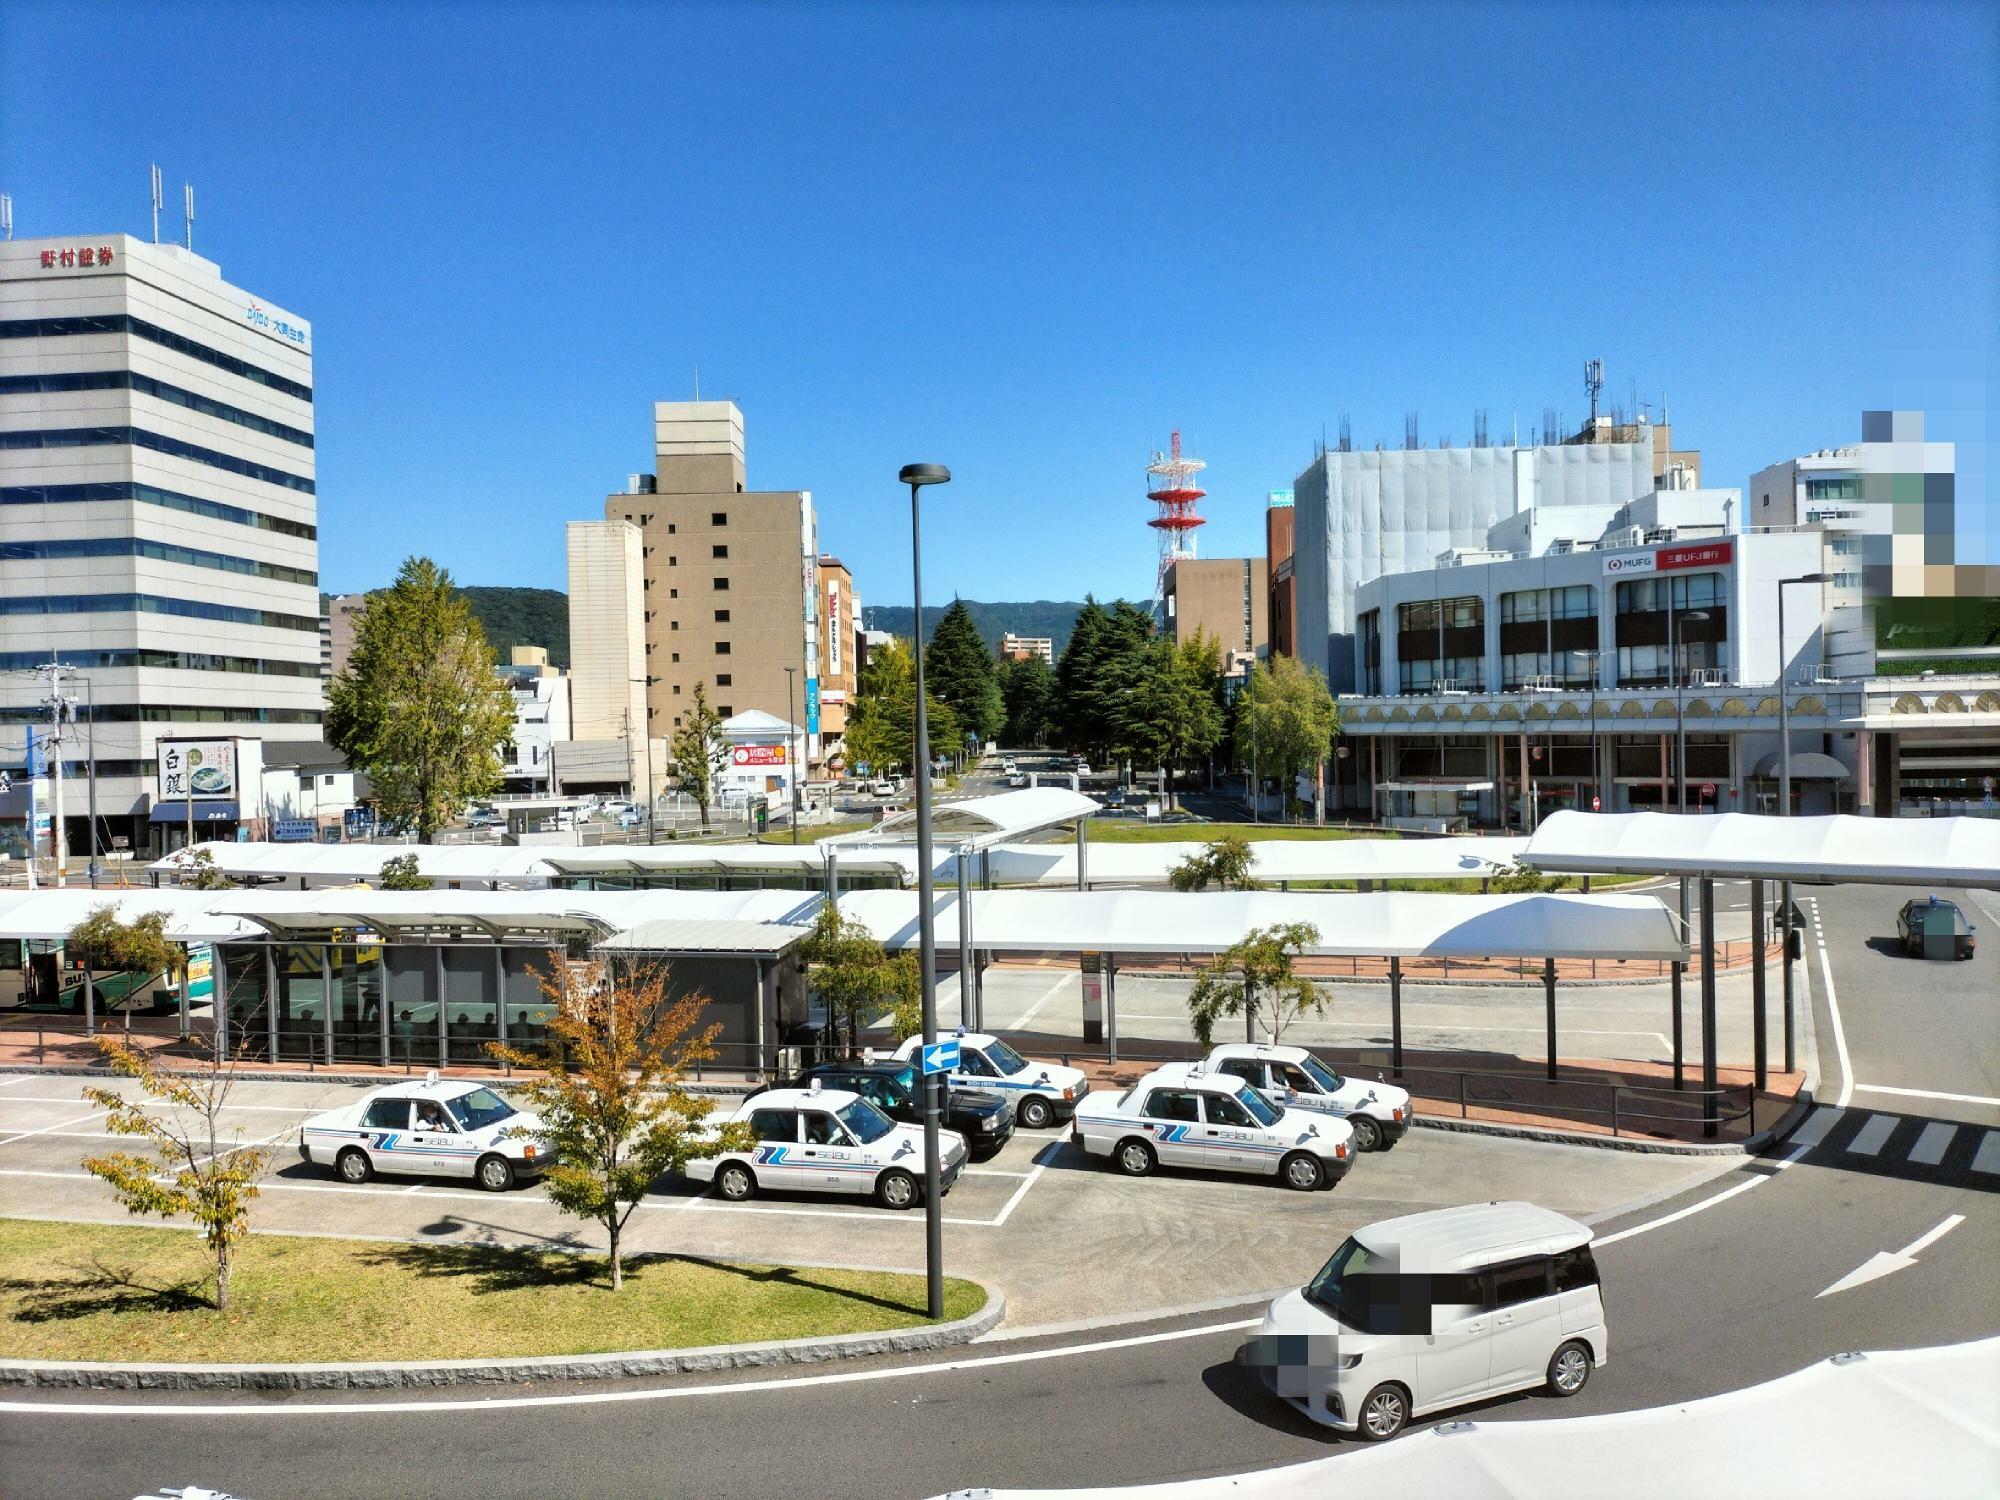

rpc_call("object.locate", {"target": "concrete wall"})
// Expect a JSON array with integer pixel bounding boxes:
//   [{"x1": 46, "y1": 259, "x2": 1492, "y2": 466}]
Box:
[{"x1": 565, "y1": 520, "x2": 647, "y2": 743}]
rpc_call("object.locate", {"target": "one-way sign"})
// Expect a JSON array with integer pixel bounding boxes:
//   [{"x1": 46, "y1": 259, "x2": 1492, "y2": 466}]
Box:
[{"x1": 920, "y1": 1038, "x2": 961, "y2": 1074}]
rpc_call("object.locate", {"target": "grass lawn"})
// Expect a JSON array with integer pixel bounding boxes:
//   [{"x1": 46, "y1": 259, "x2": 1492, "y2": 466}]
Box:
[
  {"x1": 0, "y1": 1218, "x2": 985, "y2": 1364},
  {"x1": 757, "y1": 819, "x2": 873, "y2": 845}
]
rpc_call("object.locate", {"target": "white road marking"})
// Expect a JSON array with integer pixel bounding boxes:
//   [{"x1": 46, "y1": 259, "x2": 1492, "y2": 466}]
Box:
[
  {"x1": 1817, "y1": 1214, "x2": 1967, "y2": 1298},
  {"x1": 1787, "y1": 1106, "x2": 1844, "y2": 1152},
  {"x1": 1907, "y1": 1122, "x2": 1957, "y2": 1166},
  {"x1": 0, "y1": 1112, "x2": 103, "y2": 1149},
  {"x1": 961, "y1": 1167, "x2": 1033, "y2": 1179},
  {"x1": 0, "y1": 1095, "x2": 318, "y2": 1113},
  {"x1": 0, "y1": 1316, "x2": 1266, "y2": 1417},
  {"x1": 1853, "y1": 1084, "x2": 2000, "y2": 1109},
  {"x1": 1972, "y1": 1131, "x2": 2000, "y2": 1177},
  {"x1": 988, "y1": 1160, "x2": 1048, "y2": 1227},
  {"x1": 1008, "y1": 973, "x2": 1077, "y2": 1031},
  {"x1": 1845, "y1": 1114, "x2": 1896, "y2": 1157},
  {"x1": 0, "y1": 1075, "x2": 40, "y2": 1091},
  {"x1": 1817, "y1": 917, "x2": 1852, "y2": 1109}
]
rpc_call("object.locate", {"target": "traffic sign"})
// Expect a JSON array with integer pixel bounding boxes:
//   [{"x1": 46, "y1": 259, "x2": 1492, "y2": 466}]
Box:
[
  {"x1": 1591, "y1": 795, "x2": 1601, "y2": 812},
  {"x1": 919, "y1": 1038, "x2": 961, "y2": 1075},
  {"x1": 1700, "y1": 782, "x2": 1716, "y2": 798}
]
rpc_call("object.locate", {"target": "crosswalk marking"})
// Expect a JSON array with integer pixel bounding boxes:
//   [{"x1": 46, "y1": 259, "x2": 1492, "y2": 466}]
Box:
[
  {"x1": 1972, "y1": 1131, "x2": 2000, "y2": 1177},
  {"x1": 1908, "y1": 1121, "x2": 1957, "y2": 1166},
  {"x1": 1790, "y1": 1106, "x2": 1844, "y2": 1151},
  {"x1": 1846, "y1": 1114, "x2": 1896, "y2": 1157}
]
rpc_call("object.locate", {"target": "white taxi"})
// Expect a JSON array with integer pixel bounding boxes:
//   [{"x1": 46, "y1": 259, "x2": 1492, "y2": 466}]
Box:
[
  {"x1": 299, "y1": 1074, "x2": 550, "y2": 1191},
  {"x1": 686, "y1": 1082, "x2": 967, "y2": 1210},
  {"x1": 1071, "y1": 1060, "x2": 1355, "y2": 1190},
  {"x1": 1203, "y1": 1043, "x2": 1413, "y2": 1151},
  {"x1": 891, "y1": 1030, "x2": 1089, "y2": 1130}
]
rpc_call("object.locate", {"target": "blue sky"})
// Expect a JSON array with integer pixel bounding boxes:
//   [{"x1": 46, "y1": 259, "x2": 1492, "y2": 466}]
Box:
[{"x1": 4, "y1": 1, "x2": 1993, "y2": 607}]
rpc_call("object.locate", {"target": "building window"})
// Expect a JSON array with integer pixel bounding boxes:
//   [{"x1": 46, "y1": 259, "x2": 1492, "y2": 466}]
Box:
[
  {"x1": 671, "y1": 652, "x2": 680, "y2": 662},
  {"x1": 1357, "y1": 609, "x2": 1381, "y2": 695},
  {"x1": 669, "y1": 588, "x2": 677, "y2": 598},
  {"x1": 718, "y1": 706, "x2": 733, "y2": 716},
  {"x1": 670, "y1": 620, "x2": 679, "y2": 631},
  {"x1": 716, "y1": 641, "x2": 731, "y2": 655},
  {"x1": 714, "y1": 577, "x2": 729, "y2": 591},
  {"x1": 667, "y1": 556, "x2": 677, "y2": 566},
  {"x1": 714, "y1": 609, "x2": 730, "y2": 623},
  {"x1": 712, "y1": 544, "x2": 728, "y2": 559},
  {"x1": 1395, "y1": 595, "x2": 1484, "y2": 691},
  {"x1": 1614, "y1": 572, "x2": 1729, "y2": 686},
  {"x1": 668, "y1": 523, "x2": 676, "y2": 534},
  {"x1": 672, "y1": 684, "x2": 681, "y2": 695},
  {"x1": 716, "y1": 673, "x2": 732, "y2": 687},
  {"x1": 712, "y1": 512, "x2": 728, "y2": 526}
]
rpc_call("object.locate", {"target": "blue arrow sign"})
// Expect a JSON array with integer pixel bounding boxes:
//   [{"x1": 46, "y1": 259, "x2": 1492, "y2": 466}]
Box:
[{"x1": 920, "y1": 1038, "x2": 961, "y2": 1075}]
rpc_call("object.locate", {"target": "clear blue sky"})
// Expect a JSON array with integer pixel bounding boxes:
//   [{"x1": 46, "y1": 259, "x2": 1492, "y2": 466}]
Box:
[{"x1": 5, "y1": 1, "x2": 1993, "y2": 607}]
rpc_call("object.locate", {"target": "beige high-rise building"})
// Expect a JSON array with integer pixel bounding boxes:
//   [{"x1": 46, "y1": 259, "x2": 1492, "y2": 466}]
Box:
[
  {"x1": 565, "y1": 519, "x2": 646, "y2": 743},
  {"x1": 816, "y1": 555, "x2": 861, "y2": 770},
  {"x1": 599, "y1": 401, "x2": 821, "y2": 760},
  {"x1": 1164, "y1": 556, "x2": 1267, "y2": 676}
]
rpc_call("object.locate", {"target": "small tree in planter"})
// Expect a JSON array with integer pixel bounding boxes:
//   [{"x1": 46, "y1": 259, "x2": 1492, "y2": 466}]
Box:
[
  {"x1": 377, "y1": 854, "x2": 432, "y2": 890},
  {"x1": 799, "y1": 904, "x2": 921, "y2": 1055},
  {"x1": 487, "y1": 959, "x2": 754, "y2": 1291},
  {"x1": 82, "y1": 1033, "x2": 274, "y2": 1311},
  {"x1": 1187, "y1": 921, "x2": 1330, "y2": 1046},
  {"x1": 1168, "y1": 831, "x2": 1262, "y2": 892},
  {"x1": 66, "y1": 905, "x2": 187, "y2": 1033}
]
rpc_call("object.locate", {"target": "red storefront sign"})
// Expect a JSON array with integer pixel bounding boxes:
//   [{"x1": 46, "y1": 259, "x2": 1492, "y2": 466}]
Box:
[
  {"x1": 732, "y1": 744, "x2": 788, "y2": 767},
  {"x1": 1658, "y1": 540, "x2": 1732, "y2": 571}
]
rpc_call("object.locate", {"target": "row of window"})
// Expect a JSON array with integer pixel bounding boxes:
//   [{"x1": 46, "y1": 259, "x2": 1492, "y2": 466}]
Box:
[
  {"x1": 0, "y1": 757, "x2": 154, "y2": 780},
  {"x1": 0, "y1": 648, "x2": 321, "y2": 678},
  {"x1": 0, "y1": 593, "x2": 320, "y2": 634},
  {"x1": 1499, "y1": 585, "x2": 1593, "y2": 623},
  {"x1": 0, "y1": 427, "x2": 314, "y2": 494},
  {"x1": 0, "y1": 370, "x2": 314, "y2": 449},
  {"x1": 0, "y1": 480, "x2": 316, "y2": 540},
  {"x1": 0, "y1": 536, "x2": 316, "y2": 587},
  {"x1": 0, "y1": 314, "x2": 313, "y2": 403},
  {"x1": 0, "y1": 703, "x2": 322, "y2": 726}
]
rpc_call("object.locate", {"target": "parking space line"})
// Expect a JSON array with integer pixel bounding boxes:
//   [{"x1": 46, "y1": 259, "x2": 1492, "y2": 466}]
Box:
[
  {"x1": 1853, "y1": 1084, "x2": 2000, "y2": 1109},
  {"x1": 1010, "y1": 973, "x2": 1076, "y2": 1031},
  {"x1": 0, "y1": 1112, "x2": 102, "y2": 1149},
  {"x1": 989, "y1": 1160, "x2": 1048, "y2": 1227},
  {"x1": 0, "y1": 1076, "x2": 40, "y2": 1091},
  {"x1": 0, "y1": 1095, "x2": 318, "y2": 1113},
  {"x1": 962, "y1": 1167, "x2": 1033, "y2": 1179}
]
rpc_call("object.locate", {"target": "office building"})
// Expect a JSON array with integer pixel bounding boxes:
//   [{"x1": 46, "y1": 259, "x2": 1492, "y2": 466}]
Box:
[
  {"x1": 816, "y1": 555, "x2": 861, "y2": 771},
  {"x1": 1266, "y1": 491, "x2": 1295, "y2": 658},
  {"x1": 497, "y1": 646, "x2": 571, "y2": 796},
  {"x1": 1293, "y1": 419, "x2": 1696, "y2": 691},
  {"x1": 1, "y1": 232, "x2": 320, "y2": 856},
  {"x1": 323, "y1": 592, "x2": 366, "y2": 680},
  {"x1": 1164, "y1": 556, "x2": 1266, "y2": 676},
  {"x1": 999, "y1": 633, "x2": 1053, "y2": 666},
  {"x1": 598, "y1": 401, "x2": 821, "y2": 763}
]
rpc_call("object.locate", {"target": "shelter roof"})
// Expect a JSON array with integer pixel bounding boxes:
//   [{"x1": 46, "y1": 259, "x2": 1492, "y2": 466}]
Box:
[{"x1": 1521, "y1": 811, "x2": 2000, "y2": 887}]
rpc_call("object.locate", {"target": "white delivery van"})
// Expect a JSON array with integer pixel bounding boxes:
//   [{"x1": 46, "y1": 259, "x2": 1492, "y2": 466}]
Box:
[{"x1": 1247, "y1": 1201, "x2": 1607, "y2": 1439}]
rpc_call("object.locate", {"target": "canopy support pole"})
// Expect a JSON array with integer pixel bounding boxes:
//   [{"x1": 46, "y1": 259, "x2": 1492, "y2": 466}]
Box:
[
  {"x1": 1781, "y1": 878, "x2": 1796, "y2": 1074},
  {"x1": 1389, "y1": 956, "x2": 1403, "y2": 1078},
  {"x1": 265, "y1": 945, "x2": 280, "y2": 1062},
  {"x1": 957, "y1": 847, "x2": 976, "y2": 1033},
  {"x1": 1076, "y1": 817, "x2": 1089, "y2": 891},
  {"x1": 1673, "y1": 877, "x2": 1688, "y2": 1088},
  {"x1": 378, "y1": 948, "x2": 391, "y2": 1069},
  {"x1": 1701, "y1": 875, "x2": 1719, "y2": 1138},
  {"x1": 1106, "y1": 954, "x2": 1118, "y2": 1066},
  {"x1": 1750, "y1": 876, "x2": 1768, "y2": 1091},
  {"x1": 214, "y1": 945, "x2": 230, "y2": 1058},
  {"x1": 323, "y1": 946, "x2": 334, "y2": 1065},
  {"x1": 1543, "y1": 956, "x2": 1557, "y2": 1082}
]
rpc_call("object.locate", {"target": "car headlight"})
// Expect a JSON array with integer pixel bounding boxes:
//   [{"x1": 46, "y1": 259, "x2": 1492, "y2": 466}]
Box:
[
  {"x1": 1063, "y1": 1086, "x2": 1076, "y2": 1101},
  {"x1": 980, "y1": 1115, "x2": 999, "y2": 1132}
]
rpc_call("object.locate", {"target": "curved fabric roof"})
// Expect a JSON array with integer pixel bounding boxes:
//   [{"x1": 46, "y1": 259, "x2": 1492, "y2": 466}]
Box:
[
  {"x1": 149, "y1": 841, "x2": 554, "y2": 888},
  {"x1": 1748, "y1": 751, "x2": 1851, "y2": 780},
  {"x1": 980, "y1": 835, "x2": 1529, "y2": 887},
  {"x1": 0, "y1": 888, "x2": 258, "y2": 943},
  {"x1": 1522, "y1": 810, "x2": 2000, "y2": 888},
  {"x1": 857, "y1": 787, "x2": 1098, "y2": 847},
  {"x1": 834, "y1": 888, "x2": 1686, "y2": 962}
]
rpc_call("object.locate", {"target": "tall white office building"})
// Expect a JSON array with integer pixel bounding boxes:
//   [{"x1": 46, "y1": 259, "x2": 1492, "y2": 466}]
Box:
[{"x1": 1, "y1": 232, "x2": 320, "y2": 856}]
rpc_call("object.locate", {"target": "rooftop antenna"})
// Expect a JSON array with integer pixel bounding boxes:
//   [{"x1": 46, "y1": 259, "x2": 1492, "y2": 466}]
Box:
[
  {"x1": 1338, "y1": 414, "x2": 1352, "y2": 453},
  {"x1": 1404, "y1": 412, "x2": 1419, "y2": 451},
  {"x1": 150, "y1": 164, "x2": 162, "y2": 243},
  {"x1": 693, "y1": 365, "x2": 700, "y2": 401},
  {"x1": 1473, "y1": 409, "x2": 1489, "y2": 449},
  {"x1": 0, "y1": 194, "x2": 11, "y2": 242},
  {"x1": 1584, "y1": 359, "x2": 1604, "y2": 424},
  {"x1": 1511, "y1": 409, "x2": 1519, "y2": 446},
  {"x1": 182, "y1": 182, "x2": 194, "y2": 251}
]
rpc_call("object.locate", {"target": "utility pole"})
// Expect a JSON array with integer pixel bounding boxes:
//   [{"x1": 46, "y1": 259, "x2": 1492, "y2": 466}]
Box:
[{"x1": 34, "y1": 662, "x2": 83, "y2": 887}]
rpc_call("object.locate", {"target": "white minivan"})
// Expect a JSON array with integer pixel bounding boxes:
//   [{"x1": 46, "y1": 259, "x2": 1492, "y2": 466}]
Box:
[{"x1": 1248, "y1": 1201, "x2": 1607, "y2": 1439}]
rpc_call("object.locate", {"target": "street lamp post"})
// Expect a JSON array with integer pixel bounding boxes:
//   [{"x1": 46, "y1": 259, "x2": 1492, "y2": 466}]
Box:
[
  {"x1": 1776, "y1": 573, "x2": 1831, "y2": 817},
  {"x1": 1572, "y1": 649, "x2": 1601, "y2": 811},
  {"x1": 901, "y1": 461, "x2": 951, "y2": 1321},
  {"x1": 629, "y1": 676, "x2": 659, "y2": 844},
  {"x1": 783, "y1": 665, "x2": 800, "y2": 846},
  {"x1": 1672, "y1": 610, "x2": 1711, "y2": 814}
]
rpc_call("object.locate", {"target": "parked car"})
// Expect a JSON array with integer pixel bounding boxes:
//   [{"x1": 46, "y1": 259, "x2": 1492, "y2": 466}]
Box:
[
  {"x1": 300, "y1": 1075, "x2": 549, "y2": 1191},
  {"x1": 1246, "y1": 1201, "x2": 1607, "y2": 1439},
  {"x1": 1203, "y1": 1043, "x2": 1412, "y2": 1152},
  {"x1": 1071, "y1": 1060, "x2": 1353, "y2": 1190},
  {"x1": 686, "y1": 1083, "x2": 966, "y2": 1209},
  {"x1": 892, "y1": 1031, "x2": 1090, "y2": 1130},
  {"x1": 757, "y1": 1054, "x2": 1015, "y2": 1159},
  {"x1": 1007, "y1": 772, "x2": 1030, "y2": 789},
  {"x1": 869, "y1": 779, "x2": 898, "y2": 798},
  {"x1": 1897, "y1": 896, "x2": 1976, "y2": 959}
]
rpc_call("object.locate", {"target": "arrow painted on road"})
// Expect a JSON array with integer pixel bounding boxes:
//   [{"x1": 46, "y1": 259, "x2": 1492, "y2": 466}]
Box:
[{"x1": 1816, "y1": 1214, "x2": 1966, "y2": 1298}]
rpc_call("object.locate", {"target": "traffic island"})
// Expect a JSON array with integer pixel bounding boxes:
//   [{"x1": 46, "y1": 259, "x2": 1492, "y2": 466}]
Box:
[{"x1": 0, "y1": 1218, "x2": 997, "y2": 1390}]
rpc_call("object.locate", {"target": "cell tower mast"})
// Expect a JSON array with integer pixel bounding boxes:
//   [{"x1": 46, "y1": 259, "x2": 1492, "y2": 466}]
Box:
[{"x1": 1145, "y1": 428, "x2": 1207, "y2": 608}]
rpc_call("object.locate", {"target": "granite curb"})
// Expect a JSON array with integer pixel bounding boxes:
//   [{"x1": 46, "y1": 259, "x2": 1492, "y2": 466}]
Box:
[{"x1": 0, "y1": 1285, "x2": 1004, "y2": 1391}]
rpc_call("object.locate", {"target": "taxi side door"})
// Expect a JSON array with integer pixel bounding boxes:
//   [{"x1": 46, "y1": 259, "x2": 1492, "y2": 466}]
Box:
[
  {"x1": 798, "y1": 1108, "x2": 866, "y2": 1194},
  {"x1": 358, "y1": 1096, "x2": 417, "y2": 1176},
  {"x1": 745, "y1": 1106, "x2": 804, "y2": 1191},
  {"x1": 1198, "y1": 1089, "x2": 1269, "y2": 1174},
  {"x1": 1136, "y1": 1087, "x2": 1206, "y2": 1169}
]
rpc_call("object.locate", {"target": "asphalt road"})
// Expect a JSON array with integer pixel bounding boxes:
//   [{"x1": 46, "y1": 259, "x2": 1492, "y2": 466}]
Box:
[{"x1": 3, "y1": 881, "x2": 1996, "y2": 1500}]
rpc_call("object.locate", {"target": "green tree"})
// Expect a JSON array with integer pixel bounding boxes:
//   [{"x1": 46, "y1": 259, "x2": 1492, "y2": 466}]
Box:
[
  {"x1": 1487, "y1": 862, "x2": 1572, "y2": 894},
  {"x1": 1114, "y1": 632, "x2": 1225, "y2": 807},
  {"x1": 82, "y1": 1033, "x2": 275, "y2": 1310},
  {"x1": 924, "y1": 600, "x2": 1004, "y2": 750},
  {"x1": 1168, "y1": 831, "x2": 1262, "y2": 892},
  {"x1": 377, "y1": 854, "x2": 432, "y2": 891},
  {"x1": 667, "y1": 679, "x2": 727, "y2": 828},
  {"x1": 488, "y1": 959, "x2": 754, "y2": 1291},
  {"x1": 846, "y1": 638, "x2": 960, "y2": 778},
  {"x1": 1053, "y1": 598, "x2": 1153, "y2": 761},
  {"x1": 67, "y1": 906, "x2": 188, "y2": 1029},
  {"x1": 326, "y1": 557, "x2": 514, "y2": 842},
  {"x1": 1186, "y1": 922, "x2": 1330, "y2": 1046},
  {"x1": 1236, "y1": 653, "x2": 1342, "y2": 821},
  {"x1": 800, "y1": 905, "x2": 921, "y2": 1054},
  {"x1": 177, "y1": 847, "x2": 235, "y2": 890},
  {"x1": 997, "y1": 654, "x2": 1056, "y2": 748}
]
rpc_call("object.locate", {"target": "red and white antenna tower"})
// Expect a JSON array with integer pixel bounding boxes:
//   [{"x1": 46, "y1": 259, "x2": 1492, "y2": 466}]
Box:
[{"x1": 1145, "y1": 428, "x2": 1207, "y2": 607}]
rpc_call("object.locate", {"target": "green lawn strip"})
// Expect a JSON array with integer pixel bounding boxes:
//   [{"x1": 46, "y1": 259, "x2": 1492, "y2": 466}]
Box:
[
  {"x1": 757, "y1": 820, "x2": 874, "y2": 845},
  {"x1": 1082, "y1": 819, "x2": 1390, "y2": 844},
  {"x1": 0, "y1": 1218, "x2": 983, "y2": 1365}
]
